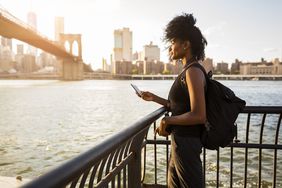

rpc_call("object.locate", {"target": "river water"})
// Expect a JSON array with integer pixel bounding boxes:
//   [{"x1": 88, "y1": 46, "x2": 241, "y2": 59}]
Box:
[{"x1": 0, "y1": 80, "x2": 282, "y2": 187}]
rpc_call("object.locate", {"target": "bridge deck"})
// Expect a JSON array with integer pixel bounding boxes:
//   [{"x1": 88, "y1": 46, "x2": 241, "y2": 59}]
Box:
[{"x1": 0, "y1": 7, "x2": 73, "y2": 59}]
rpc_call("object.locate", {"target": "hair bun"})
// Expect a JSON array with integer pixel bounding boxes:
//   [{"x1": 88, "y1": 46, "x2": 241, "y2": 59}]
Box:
[{"x1": 183, "y1": 13, "x2": 196, "y2": 26}]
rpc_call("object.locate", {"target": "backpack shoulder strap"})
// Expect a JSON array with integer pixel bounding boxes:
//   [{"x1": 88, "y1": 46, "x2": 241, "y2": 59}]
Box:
[
  {"x1": 182, "y1": 63, "x2": 209, "y2": 92},
  {"x1": 183, "y1": 62, "x2": 209, "y2": 79}
]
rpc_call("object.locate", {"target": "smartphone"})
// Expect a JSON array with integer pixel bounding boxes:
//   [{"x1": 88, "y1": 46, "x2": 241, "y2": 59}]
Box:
[{"x1": 130, "y1": 84, "x2": 142, "y2": 96}]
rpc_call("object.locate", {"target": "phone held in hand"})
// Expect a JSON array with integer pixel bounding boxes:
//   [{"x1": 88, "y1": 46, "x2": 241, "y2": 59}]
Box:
[{"x1": 130, "y1": 84, "x2": 142, "y2": 96}]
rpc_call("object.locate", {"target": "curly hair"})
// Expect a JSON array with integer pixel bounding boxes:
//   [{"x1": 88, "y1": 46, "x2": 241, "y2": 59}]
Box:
[{"x1": 164, "y1": 13, "x2": 207, "y2": 61}]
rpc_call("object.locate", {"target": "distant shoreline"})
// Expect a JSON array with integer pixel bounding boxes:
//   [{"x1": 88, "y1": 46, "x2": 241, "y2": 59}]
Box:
[{"x1": 0, "y1": 73, "x2": 282, "y2": 81}]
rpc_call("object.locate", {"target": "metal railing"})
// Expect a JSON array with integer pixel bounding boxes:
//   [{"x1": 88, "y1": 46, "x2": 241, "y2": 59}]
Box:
[
  {"x1": 22, "y1": 106, "x2": 282, "y2": 188},
  {"x1": 22, "y1": 107, "x2": 166, "y2": 188},
  {"x1": 142, "y1": 106, "x2": 282, "y2": 188}
]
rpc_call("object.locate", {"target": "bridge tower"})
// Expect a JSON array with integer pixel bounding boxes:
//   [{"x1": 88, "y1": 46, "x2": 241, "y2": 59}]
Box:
[{"x1": 59, "y1": 34, "x2": 84, "y2": 80}]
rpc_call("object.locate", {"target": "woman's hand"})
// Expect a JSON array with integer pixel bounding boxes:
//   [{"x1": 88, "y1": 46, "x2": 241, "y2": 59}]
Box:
[
  {"x1": 139, "y1": 91, "x2": 169, "y2": 109},
  {"x1": 155, "y1": 117, "x2": 170, "y2": 137},
  {"x1": 140, "y1": 91, "x2": 155, "y2": 101}
]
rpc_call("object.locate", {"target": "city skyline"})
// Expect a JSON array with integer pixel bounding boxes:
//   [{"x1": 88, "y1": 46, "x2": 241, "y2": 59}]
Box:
[{"x1": 1, "y1": 0, "x2": 282, "y2": 69}]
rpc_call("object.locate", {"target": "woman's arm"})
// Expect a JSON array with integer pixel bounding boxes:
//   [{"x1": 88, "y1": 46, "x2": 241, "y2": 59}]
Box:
[
  {"x1": 163, "y1": 66, "x2": 206, "y2": 125},
  {"x1": 141, "y1": 91, "x2": 170, "y2": 109}
]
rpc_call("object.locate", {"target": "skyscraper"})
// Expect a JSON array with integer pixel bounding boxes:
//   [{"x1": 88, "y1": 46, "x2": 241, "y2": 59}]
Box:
[
  {"x1": 15, "y1": 44, "x2": 25, "y2": 71},
  {"x1": 27, "y1": 11, "x2": 37, "y2": 56},
  {"x1": 0, "y1": 37, "x2": 13, "y2": 71},
  {"x1": 113, "y1": 28, "x2": 132, "y2": 62},
  {"x1": 1, "y1": 37, "x2": 12, "y2": 51},
  {"x1": 55, "y1": 17, "x2": 64, "y2": 42},
  {"x1": 27, "y1": 11, "x2": 37, "y2": 29},
  {"x1": 17, "y1": 44, "x2": 24, "y2": 55},
  {"x1": 112, "y1": 28, "x2": 132, "y2": 74}
]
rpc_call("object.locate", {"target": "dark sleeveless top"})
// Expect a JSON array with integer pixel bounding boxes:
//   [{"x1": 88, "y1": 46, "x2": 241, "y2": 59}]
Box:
[{"x1": 167, "y1": 63, "x2": 204, "y2": 137}]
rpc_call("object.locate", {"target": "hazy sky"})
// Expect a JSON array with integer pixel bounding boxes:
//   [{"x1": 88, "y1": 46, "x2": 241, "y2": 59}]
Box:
[{"x1": 1, "y1": 0, "x2": 282, "y2": 69}]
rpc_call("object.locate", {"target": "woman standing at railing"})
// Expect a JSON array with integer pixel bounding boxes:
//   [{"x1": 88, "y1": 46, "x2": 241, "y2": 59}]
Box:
[{"x1": 140, "y1": 13, "x2": 207, "y2": 188}]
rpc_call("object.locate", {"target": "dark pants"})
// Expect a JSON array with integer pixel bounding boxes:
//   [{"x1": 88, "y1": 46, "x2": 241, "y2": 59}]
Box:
[{"x1": 168, "y1": 134, "x2": 204, "y2": 188}]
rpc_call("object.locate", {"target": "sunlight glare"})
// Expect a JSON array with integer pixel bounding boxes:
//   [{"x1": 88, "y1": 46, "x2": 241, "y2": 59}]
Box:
[
  {"x1": 72, "y1": 41, "x2": 79, "y2": 56},
  {"x1": 95, "y1": 0, "x2": 120, "y2": 12},
  {"x1": 64, "y1": 41, "x2": 70, "y2": 53}
]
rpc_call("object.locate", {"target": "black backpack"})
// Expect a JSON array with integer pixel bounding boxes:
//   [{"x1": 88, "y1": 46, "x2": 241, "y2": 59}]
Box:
[{"x1": 181, "y1": 63, "x2": 246, "y2": 150}]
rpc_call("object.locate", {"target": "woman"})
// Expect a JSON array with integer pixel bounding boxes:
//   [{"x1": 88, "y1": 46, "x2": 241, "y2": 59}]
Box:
[{"x1": 140, "y1": 13, "x2": 207, "y2": 188}]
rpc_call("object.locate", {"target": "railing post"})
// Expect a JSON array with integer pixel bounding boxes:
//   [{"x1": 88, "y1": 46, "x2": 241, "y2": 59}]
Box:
[
  {"x1": 128, "y1": 146, "x2": 142, "y2": 188},
  {"x1": 128, "y1": 128, "x2": 149, "y2": 188}
]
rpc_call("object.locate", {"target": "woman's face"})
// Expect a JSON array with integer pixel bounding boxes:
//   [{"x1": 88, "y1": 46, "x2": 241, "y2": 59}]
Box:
[{"x1": 168, "y1": 39, "x2": 186, "y2": 60}]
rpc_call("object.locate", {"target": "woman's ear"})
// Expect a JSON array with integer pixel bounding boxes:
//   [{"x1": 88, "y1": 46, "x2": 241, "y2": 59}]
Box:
[{"x1": 183, "y1": 41, "x2": 191, "y2": 50}]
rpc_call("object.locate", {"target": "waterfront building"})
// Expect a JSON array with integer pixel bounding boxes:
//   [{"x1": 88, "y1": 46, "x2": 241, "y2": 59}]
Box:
[
  {"x1": 143, "y1": 60, "x2": 164, "y2": 75},
  {"x1": 15, "y1": 44, "x2": 25, "y2": 71},
  {"x1": 38, "y1": 52, "x2": 60, "y2": 73},
  {"x1": 162, "y1": 60, "x2": 182, "y2": 75},
  {"x1": 141, "y1": 41, "x2": 160, "y2": 62},
  {"x1": 22, "y1": 54, "x2": 37, "y2": 73},
  {"x1": 102, "y1": 58, "x2": 111, "y2": 72},
  {"x1": 240, "y1": 63, "x2": 272, "y2": 75},
  {"x1": 164, "y1": 63, "x2": 173, "y2": 74},
  {"x1": 240, "y1": 58, "x2": 282, "y2": 75},
  {"x1": 17, "y1": 44, "x2": 24, "y2": 55},
  {"x1": 112, "y1": 28, "x2": 133, "y2": 74},
  {"x1": 0, "y1": 38, "x2": 13, "y2": 72},
  {"x1": 1, "y1": 37, "x2": 12, "y2": 51},
  {"x1": 135, "y1": 60, "x2": 144, "y2": 74},
  {"x1": 131, "y1": 62, "x2": 138, "y2": 74},
  {"x1": 113, "y1": 28, "x2": 132, "y2": 62},
  {"x1": 273, "y1": 58, "x2": 282, "y2": 74},
  {"x1": 140, "y1": 42, "x2": 162, "y2": 75},
  {"x1": 38, "y1": 52, "x2": 47, "y2": 69},
  {"x1": 0, "y1": 49, "x2": 13, "y2": 72},
  {"x1": 115, "y1": 60, "x2": 132, "y2": 74},
  {"x1": 27, "y1": 11, "x2": 37, "y2": 57},
  {"x1": 201, "y1": 58, "x2": 214, "y2": 73},
  {"x1": 216, "y1": 62, "x2": 229, "y2": 74},
  {"x1": 172, "y1": 60, "x2": 183, "y2": 74},
  {"x1": 15, "y1": 54, "x2": 24, "y2": 72},
  {"x1": 231, "y1": 59, "x2": 242, "y2": 74}
]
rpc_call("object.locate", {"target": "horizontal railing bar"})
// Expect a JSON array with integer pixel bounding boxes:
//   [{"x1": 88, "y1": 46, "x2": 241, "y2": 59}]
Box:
[
  {"x1": 95, "y1": 152, "x2": 134, "y2": 188},
  {"x1": 146, "y1": 140, "x2": 171, "y2": 145},
  {"x1": 22, "y1": 107, "x2": 166, "y2": 188},
  {"x1": 229, "y1": 143, "x2": 282, "y2": 149},
  {"x1": 147, "y1": 140, "x2": 282, "y2": 149},
  {"x1": 142, "y1": 183, "x2": 167, "y2": 188},
  {"x1": 242, "y1": 106, "x2": 282, "y2": 113}
]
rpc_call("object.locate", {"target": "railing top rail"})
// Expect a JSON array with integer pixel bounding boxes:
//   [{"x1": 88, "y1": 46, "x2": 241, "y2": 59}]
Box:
[
  {"x1": 242, "y1": 106, "x2": 282, "y2": 113},
  {"x1": 22, "y1": 107, "x2": 166, "y2": 188}
]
